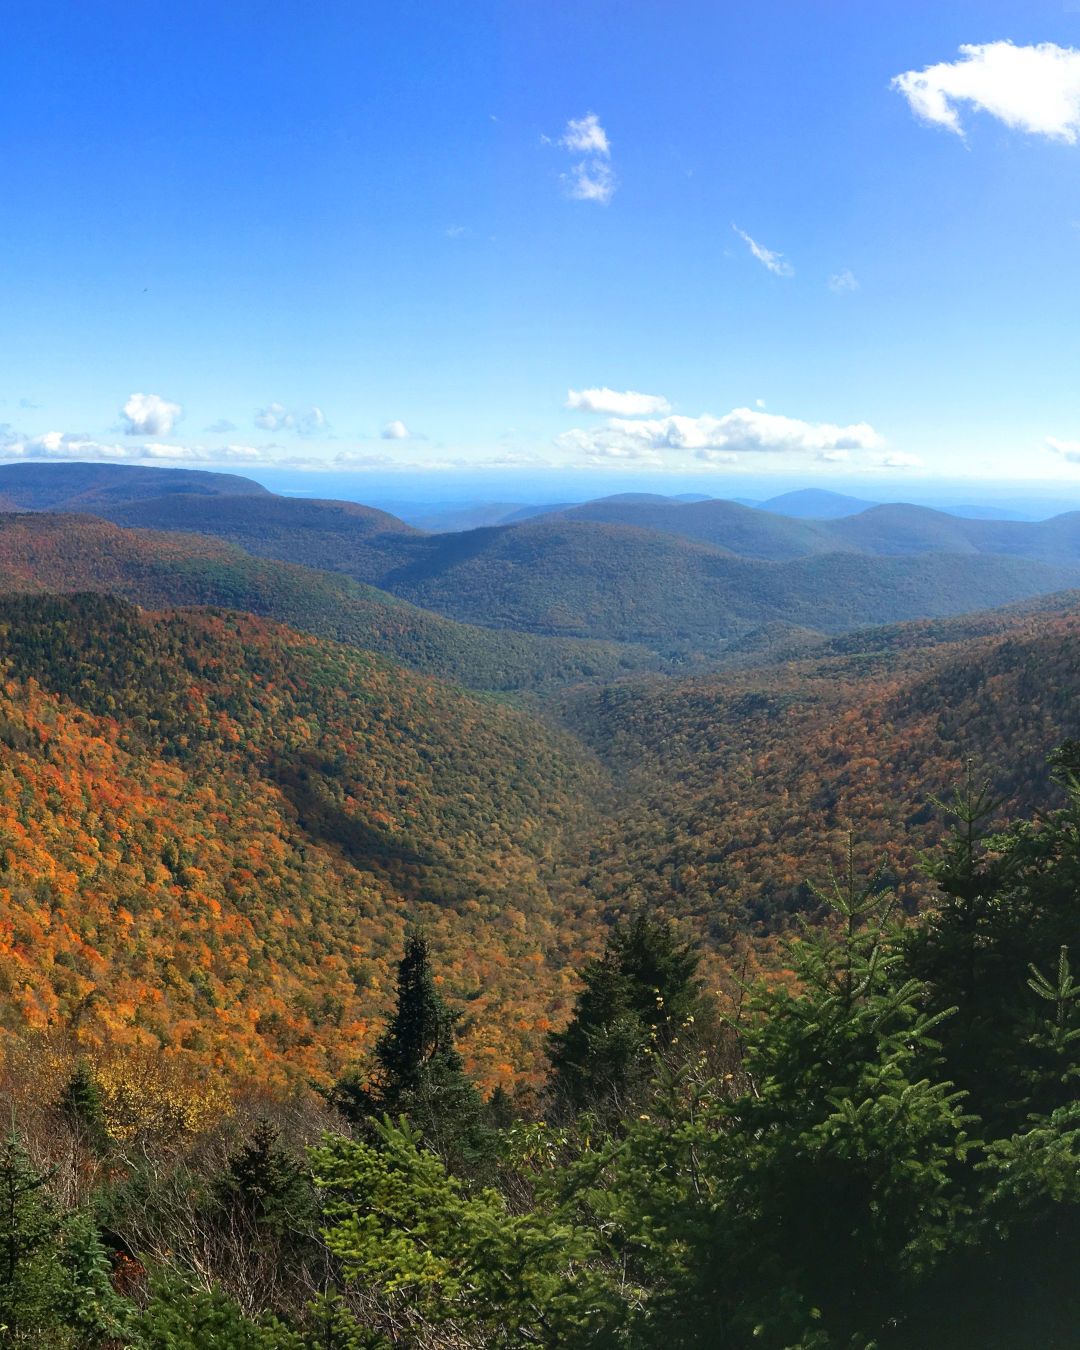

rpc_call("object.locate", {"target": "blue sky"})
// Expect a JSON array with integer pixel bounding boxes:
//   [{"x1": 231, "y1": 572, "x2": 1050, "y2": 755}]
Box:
[{"x1": 5, "y1": 0, "x2": 1080, "y2": 495}]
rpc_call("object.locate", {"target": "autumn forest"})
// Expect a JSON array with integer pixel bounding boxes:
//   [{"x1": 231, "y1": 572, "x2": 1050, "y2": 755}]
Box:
[{"x1": 5, "y1": 465, "x2": 1080, "y2": 1348}]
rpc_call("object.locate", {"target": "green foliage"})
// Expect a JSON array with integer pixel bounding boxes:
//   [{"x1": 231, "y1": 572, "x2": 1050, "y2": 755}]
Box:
[
  {"x1": 331, "y1": 933, "x2": 489, "y2": 1164},
  {"x1": 905, "y1": 740, "x2": 1080, "y2": 1132},
  {"x1": 312, "y1": 1116, "x2": 627, "y2": 1348},
  {"x1": 547, "y1": 912, "x2": 710, "y2": 1119},
  {"x1": 56, "y1": 1061, "x2": 110, "y2": 1159},
  {"x1": 0, "y1": 1133, "x2": 129, "y2": 1348},
  {"x1": 132, "y1": 1278, "x2": 302, "y2": 1350},
  {"x1": 212, "y1": 1119, "x2": 317, "y2": 1237}
]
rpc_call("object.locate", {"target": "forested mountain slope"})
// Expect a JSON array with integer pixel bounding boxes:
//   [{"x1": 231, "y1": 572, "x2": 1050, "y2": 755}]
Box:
[
  {"x1": 0, "y1": 593, "x2": 605, "y2": 1088},
  {"x1": 104, "y1": 498, "x2": 1080, "y2": 654},
  {"x1": 0, "y1": 462, "x2": 268, "y2": 510},
  {"x1": 0, "y1": 514, "x2": 656, "y2": 691},
  {"x1": 104, "y1": 491, "x2": 420, "y2": 580},
  {"x1": 536, "y1": 495, "x2": 1080, "y2": 561},
  {"x1": 559, "y1": 600, "x2": 1080, "y2": 945},
  {"x1": 378, "y1": 520, "x2": 1080, "y2": 652}
]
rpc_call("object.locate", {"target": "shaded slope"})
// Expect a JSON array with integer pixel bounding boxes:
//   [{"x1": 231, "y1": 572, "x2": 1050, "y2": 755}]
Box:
[
  {"x1": 104, "y1": 491, "x2": 420, "y2": 581},
  {"x1": 0, "y1": 462, "x2": 268, "y2": 511},
  {"x1": 377, "y1": 518, "x2": 1080, "y2": 653},
  {"x1": 0, "y1": 514, "x2": 656, "y2": 691}
]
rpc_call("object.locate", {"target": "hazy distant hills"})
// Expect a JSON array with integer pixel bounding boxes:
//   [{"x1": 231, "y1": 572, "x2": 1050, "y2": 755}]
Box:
[
  {"x1": 0, "y1": 461, "x2": 267, "y2": 511},
  {"x1": 0, "y1": 514, "x2": 656, "y2": 691},
  {"x1": 8, "y1": 465, "x2": 1080, "y2": 664},
  {"x1": 375, "y1": 519, "x2": 1080, "y2": 652},
  {"x1": 105, "y1": 492, "x2": 420, "y2": 581},
  {"x1": 750, "y1": 488, "x2": 880, "y2": 518},
  {"x1": 530, "y1": 495, "x2": 1080, "y2": 563}
]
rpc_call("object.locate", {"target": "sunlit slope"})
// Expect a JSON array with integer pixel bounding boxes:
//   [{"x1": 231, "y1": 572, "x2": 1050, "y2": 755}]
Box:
[
  {"x1": 559, "y1": 601, "x2": 1080, "y2": 943},
  {"x1": 0, "y1": 593, "x2": 606, "y2": 1087},
  {"x1": 0, "y1": 514, "x2": 655, "y2": 691}
]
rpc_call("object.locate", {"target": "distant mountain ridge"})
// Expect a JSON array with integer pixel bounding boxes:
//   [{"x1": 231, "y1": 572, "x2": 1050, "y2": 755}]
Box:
[
  {"x1": 0, "y1": 461, "x2": 268, "y2": 511},
  {"x1": 0, "y1": 513, "x2": 656, "y2": 691}
]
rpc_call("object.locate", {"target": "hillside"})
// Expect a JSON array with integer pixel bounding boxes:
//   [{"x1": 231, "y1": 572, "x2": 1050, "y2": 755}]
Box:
[
  {"x1": 376, "y1": 519, "x2": 1080, "y2": 654},
  {"x1": 0, "y1": 514, "x2": 657, "y2": 691},
  {"x1": 536, "y1": 497, "x2": 835, "y2": 559},
  {"x1": 0, "y1": 462, "x2": 268, "y2": 511},
  {"x1": 0, "y1": 592, "x2": 607, "y2": 1088},
  {"x1": 756, "y1": 487, "x2": 879, "y2": 518},
  {"x1": 531, "y1": 495, "x2": 1080, "y2": 562},
  {"x1": 558, "y1": 599, "x2": 1080, "y2": 945},
  {"x1": 104, "y1": 491, "x2": 420, "y2": 581}
]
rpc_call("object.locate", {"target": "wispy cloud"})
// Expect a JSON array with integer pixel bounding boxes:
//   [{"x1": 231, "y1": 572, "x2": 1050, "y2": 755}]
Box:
[
  {"x1": 893, "y1": 41, "x2": 1080, "y2": 141},
  {"x1": 556, "y1": 407, "x2": 882, "y2": 463},
  {"x1": 205, "y1": 418, "x2": 237, "y2": 434},
  {"x1": 0, "y1": 429, "x2": 276, "y2": 465},
  {"x1": 121, "y1": 392, "x2": 182, "y2": 436},
  {"x1": 254, "y1": 403, "x2": 328, "y2": 436},
  {"x1": 1047, "y1": 435, "x2": 1080, "y2": 463},
  {"x1": 556, "y1": 112, "x2": 617, "y2": 204},
  {"x1": 733, "y1": 226, "x2": 794, "y2": 277},
  {"x1": 877, "y1": 451, "x2": 923, "y2": 469},
  {"x1": 560, "y1": 112, "x2": 610, "y2": 156},
  {"x1": 566, "y1": 387, "x2": 671, "y2": 416},
  {"x1": 829, "y1": 269, "x2": 859, "y2": 293}
]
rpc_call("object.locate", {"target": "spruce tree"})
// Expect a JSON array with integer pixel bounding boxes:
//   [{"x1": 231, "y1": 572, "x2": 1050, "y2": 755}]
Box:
[
  {"x1": 56, "y1": 1060, "x2": 110, "y2": 1159},
  {"x1": 547, "y1": 912, "x2": 709, "y2": 1119},
  {"x1": 331, "y1": 932, "x2": 488, "y2": 1163}
]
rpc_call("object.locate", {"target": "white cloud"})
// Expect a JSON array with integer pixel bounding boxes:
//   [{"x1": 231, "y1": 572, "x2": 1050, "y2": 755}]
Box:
[
  {"x1": 556, "y1": 407, "x2": 882, "y2": 461},
  {"x1": 445, "y1": 225, "x2": 467, "y2": 237},
  {"x1": 560, "y1": 112, "x2": 610, "y2": 157},
  {"x1": 121, "y1": 392, "x2": 182, "y2": 436},
  {"x1": 566, "y1": 387, "x2": 671, "y2": 416},
  {"x1": 254, "y1": 402, "x2": 328, "y2": 436},
  {"x1": 205, "y1": 418, "x2": 237, "y2": 434},
  {"x1": 877, "y1": 451, "x2": 923, "y2": 469},
  {"x1": 564, "y1": 160, "x2": 617, "y2": 204},
  {"x1": 893, "y1": 41, "x2": 1080, "y2": 142},
  {"x1": 1047, "y1": 435, "x2": 1080, "y2": 463},
  {"x1": 733, "y1": 226, "x2": 794, "y2": 277},
  {"x1": 0, "y1": 428, "x2": 285, "y2": 466},
  {"x1": 555, "y1": 112, "x2": 617, "y2": 204},
  {"x1": 382, "y1": 420, "x2": 411, "y2": 440},
  {"x1": 817, "y1": 449, "x2": 851, "y2": 463},
  {"x1": 829, "y1": 269, "x2": 859, "y2": 292},
  {"x1": 255, "y1": 401, "x2": 291, "y2": 431}
]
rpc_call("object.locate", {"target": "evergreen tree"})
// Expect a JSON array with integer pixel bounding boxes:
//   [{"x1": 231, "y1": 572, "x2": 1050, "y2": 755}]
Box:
[
  {"x1": 547, "y1": 912, "x2": 709, "y2": 1118},
  {"x1": 56, "y1": 1060, "x2": 110, "y2": 1159},
  {"x1": 905, "y1": 741, "x2": 1080, "y2": 1134},
  {"x1": 212, "y1": 1118, "x2": 316, "y2": 1239},
  {"x1": 638, "y1": 861, "x2": 972, "y2": 1349},
  {"x1": 330, "y1": 932, "x2": 488, "y2": 1163},
  {"x1": 0, "y1": 1132, "x2": 129, "y2": 1347}
]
